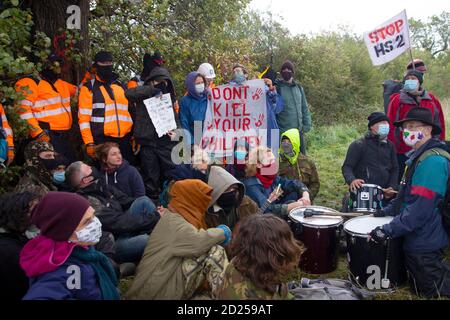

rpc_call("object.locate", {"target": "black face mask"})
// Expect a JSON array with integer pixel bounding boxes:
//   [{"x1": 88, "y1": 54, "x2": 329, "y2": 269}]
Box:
[
  {"x1": 217, "y1": 190, "x2": 238, "y2": 213},
  {"x1": 281, "y1": 70, "x2": 293, "y2": 82},
  {"x1": 155, "y1": 81, "x2": 168, "y2": 93},
  {"x1": 97, "y1": 65, "x2": 114, "y2": 82},
  {"x1": 41, "y1": 158, "x2": 59, "y2": 171},
  {"x1": 41, "y1": 68, "x2": 60, "y2": 83}
]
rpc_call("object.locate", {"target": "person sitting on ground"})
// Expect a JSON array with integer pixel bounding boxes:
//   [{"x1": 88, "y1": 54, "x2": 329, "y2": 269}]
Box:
[
  {"x1": 97, "y1": 142, "x2": 145, "y2": 198},
  {"x1": 218, "y1": 214, "x2": 304, "y2": 300},
  {"x1": 341, "y1": 112, "x2": 398, "y2": 211},
  {"x1": 225, "y1": 139, "x2": 250, "y2": 181},
  {"x1": 278, "y1": 129, "x2": 320, "y2": 201},
  {"x1": 0, "y1": 191, "x2": 43, "y2": 300},
  {"x1": 125, "y1": 179, "x2": 231, "y2": 300},
  {"x1": 66, "y1": 161, "x2": 160, "y2": 264},
  {"x1": 15, "y1": 141, "x2": 66, "y2": 194},
  {"x1": 20, "y1": 192, "x2": 120, "y2": 300},
  {"x1": 206, "y1": 165, "x2": 258, "y2": 231},
  {"x1": 242, "y1": 146, "x2": 310, "y2": 219}
]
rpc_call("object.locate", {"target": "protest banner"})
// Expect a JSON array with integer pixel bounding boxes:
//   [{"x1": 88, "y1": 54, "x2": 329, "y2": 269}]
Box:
[
  {"x1": 201, "y1": 79, "x2": 267, "y2": 158},
  {"x1": 143, "y1": 93, "x2": 177, "y2": 138},
  {"x1": 363, "y1": 10, "x2": 411, "y2": 66}
]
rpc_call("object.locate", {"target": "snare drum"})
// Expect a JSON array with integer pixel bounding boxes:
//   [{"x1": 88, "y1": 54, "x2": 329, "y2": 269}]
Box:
[
  {"x1": 351, "y1": 184, "x2": 384, "y2": 213},
  {"x1": 289, "y1": 206, "x2": 343, "y2": 274},
  {"x1": 344, "y1": 216, "x2": 406, "y2": 289}
]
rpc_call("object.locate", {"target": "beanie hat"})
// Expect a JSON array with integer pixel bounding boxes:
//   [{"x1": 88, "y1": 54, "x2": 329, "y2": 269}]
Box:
[
  {"x1": 403, "y1": 70, "x2": 424, "y2": 85},
  {"x1": 30, "y1": 192, "x2": 91, "y2": 241},
  {"x1": 281, "y1": 60, "x2": 295, "y2": 73},
  {"x1": 94, "y1": 51, "x2": 113, "y2": 63},
  {"x1": 406, "y1": 59, "x2": 427, "y2": 73},
  {"x1": 368, "y1": 112, "x2": 390, "y2": 128}
]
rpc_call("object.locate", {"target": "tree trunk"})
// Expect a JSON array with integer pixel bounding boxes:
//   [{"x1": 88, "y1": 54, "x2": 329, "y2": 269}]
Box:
[{"x1": 30, "y1": 0, "x2": 90, "y2": 85}]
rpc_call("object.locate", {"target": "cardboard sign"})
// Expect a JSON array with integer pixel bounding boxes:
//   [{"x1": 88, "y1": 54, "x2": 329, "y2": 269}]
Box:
[{"x1": 363, "y1": 10, "x2": 411, "y2": 66}]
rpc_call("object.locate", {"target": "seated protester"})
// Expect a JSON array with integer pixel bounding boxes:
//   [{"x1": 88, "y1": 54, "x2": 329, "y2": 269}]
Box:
[
  {"x1": 66, "y1": 161, "x2": 159, "y2": 264},
  {"x1": 225, "y1": 139, "x2": 250, "y2": 181},
  {"x1": 218, "y1": 214, "x2": 304, "y2": 300},
  {"x1": 369, "y1": 108, "x2": 450, "y2": 299},
  {"x1": 0, "y1": 192, "x2": 43, "y2": 300},
  {"x1": 125, "y1": 66, "x2": 179, "y2": 201},
  {"x1": 125, "y1": 179, "x2": 231, "y2": 300},
  {"x1": 20, "y1": 192, "x2": 120, "y2": 300},
  {"x1": 279, "y1": 129, "x2": 320, "y2": 201},
  {"x1": 179, "y1": 72, "x2": 208, "y2": 145},
  {"x1": 341, "y1": 112, "x2": 398, "y2": 210},
  {"x1": 96, "y1": 142, "x2": 145, "y2": 198},
  {"x1": 206, "y1": 165, "x2": 258, "y2": 231},
  {"x1": 230, "y1": 64, "x2": 283, "y2": 148},
  {"x1": 243, "y1": 146, "x2": 311, "y2": 219},
  {"x1": 15, "y1": 141, "x2": 59, "y2": 194}
]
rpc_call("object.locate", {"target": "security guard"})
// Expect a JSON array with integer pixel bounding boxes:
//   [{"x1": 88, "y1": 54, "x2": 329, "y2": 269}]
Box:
[{"x1": 0, "y1": 103, "x2": 14, "y2": 166}]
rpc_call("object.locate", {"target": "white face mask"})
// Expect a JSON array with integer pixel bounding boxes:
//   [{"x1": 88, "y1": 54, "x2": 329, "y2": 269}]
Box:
[
  {"x1": 403, "y1": 129, "x2": 425, "y2": 147},
  {"x1": 195, "y1": 83, "x2": 205, "y2": 94},
  {"x1": 75, "y1": 216, "x2": 102, "y2": 244}
]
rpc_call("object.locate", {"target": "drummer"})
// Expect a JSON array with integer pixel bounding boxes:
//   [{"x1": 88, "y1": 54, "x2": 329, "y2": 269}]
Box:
[
  {"x1": 369, "y1": 108, "x2": 450, "y2": 298},
  {"x1": 341, "y1": 112, "x2": 399, "y2": 209},
  {"x1": 242, "y1": 146, "x2": 311, "y2": 220}
]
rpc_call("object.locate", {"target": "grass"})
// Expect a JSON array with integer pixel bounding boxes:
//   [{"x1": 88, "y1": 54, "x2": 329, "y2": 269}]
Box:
[{"x1": 119, "y1": 99, "x2": 450, "y2": 300}]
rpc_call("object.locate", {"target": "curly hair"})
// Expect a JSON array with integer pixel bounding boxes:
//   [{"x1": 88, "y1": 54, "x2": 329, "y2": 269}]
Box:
[
  {"x1": 0, "y1": 191, "x2": 43, "y2": 233},
  {"x1": 231, "y1": 214, "x2": 304, "y2": 294}
]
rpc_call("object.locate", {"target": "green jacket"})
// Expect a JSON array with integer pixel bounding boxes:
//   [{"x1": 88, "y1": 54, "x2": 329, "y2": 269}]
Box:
[
  {"x1": 278, "y1": 129, "x2": 320, "y2": 200},
  {"x1": 217, "y1": 260, "x2": 293, "y2": 300},
  {"x1": 125, "y1": 211, "x2": 225, "y2": 300},
  {"x1": 275, "y1": 80, "x2": 312, "y2": 134}
]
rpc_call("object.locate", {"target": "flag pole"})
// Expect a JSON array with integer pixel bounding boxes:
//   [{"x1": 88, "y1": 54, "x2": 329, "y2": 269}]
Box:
[
  {"x1": 405, "y1": 10, "x2": 415, "y2": 70},
  {"x1": 409, "y1": 48, "x2": 415, "y2": 70}
]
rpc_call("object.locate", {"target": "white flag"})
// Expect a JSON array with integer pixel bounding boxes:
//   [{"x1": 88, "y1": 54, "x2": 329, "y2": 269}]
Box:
[{"x1": 363, "y1": 10, "x2": 411, "y2": 66}]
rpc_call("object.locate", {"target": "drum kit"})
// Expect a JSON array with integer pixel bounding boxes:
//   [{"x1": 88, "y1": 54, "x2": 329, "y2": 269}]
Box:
[{"x1": 288, "y1": 184, "x2": 406, "y2": 291}]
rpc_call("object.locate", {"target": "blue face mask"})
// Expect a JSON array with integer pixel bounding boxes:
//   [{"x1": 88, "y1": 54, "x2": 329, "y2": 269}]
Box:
[
  {"x1": 53, "y1": 171, "x2": 65, "y2": 184},
  {"x1": 234, "y1": 73, "x2": 246, "y2": 84},
  {"x1": 235, "y1": 151, "x2": 247, "y2": 161},
  {"x1": 377, "y1": 124, "x2": 390, "y2": 137},
  {"x1": 404, "y1": 79, "x2": 419, "y2": 92}
]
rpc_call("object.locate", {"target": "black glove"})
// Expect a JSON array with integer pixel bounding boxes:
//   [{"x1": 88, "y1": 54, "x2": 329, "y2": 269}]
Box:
[
  {"x1": 369, "y1": 226, "x2": 387, "y2": 243},
  {"x1": 373, "y1": 209, "x2": 386, "y2": 217}
]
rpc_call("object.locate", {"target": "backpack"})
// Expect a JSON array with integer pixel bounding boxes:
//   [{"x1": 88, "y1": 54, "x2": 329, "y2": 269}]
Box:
[
  {"x1": 405, "y1": 147, "x2": 450, "y2": 236},
  {"x1": 383, "y1": 80, "x2": 403, "y2": 114}
]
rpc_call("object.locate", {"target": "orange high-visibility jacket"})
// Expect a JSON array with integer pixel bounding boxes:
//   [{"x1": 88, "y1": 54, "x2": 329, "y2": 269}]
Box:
[
  {"x1": 15, "y1": 77, "x2": 76, "y2": 138},
  {"x1": 0, "y1": 103, "x2": 14, "y2": 149},
  {"x1": 127, "y1": 75, "x2": 145, "y2": 89},
  {"x1": 78, "y1": 77, "x2": 133, "y2": 145}
]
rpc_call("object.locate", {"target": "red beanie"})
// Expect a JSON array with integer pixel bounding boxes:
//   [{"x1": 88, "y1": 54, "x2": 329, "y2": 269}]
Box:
[{"x1": 30, "y1": 192, "x2": 91, "y2": 241}]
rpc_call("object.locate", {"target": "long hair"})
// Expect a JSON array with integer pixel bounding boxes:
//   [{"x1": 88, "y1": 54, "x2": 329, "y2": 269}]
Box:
[
  {"x1": 231, "y1": 214, "x2": 304, "y2": 294},
  {"x1": 95, "y1": 142, "x2": 120, "y2": 165}
]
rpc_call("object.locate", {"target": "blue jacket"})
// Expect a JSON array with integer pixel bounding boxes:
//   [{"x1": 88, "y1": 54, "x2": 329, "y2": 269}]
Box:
[
  {"x1": 242, "y1": 175, "x2": 308, "y2": 218},
  {"x1": 382, "y1": 139, "x2": 450, "y2": 253},
  {"x1": 23, "y1": 260, "x2": 102, "y2": 300},
  {"x1": 179, "y1": 72, "x2": 208, "y2": 144},
  {"x1": 104, "y1": 160, "x2": 145, "y2": 198},
  {"x1": 266, "y1": 88, "x2": 284, "y2": 148}
]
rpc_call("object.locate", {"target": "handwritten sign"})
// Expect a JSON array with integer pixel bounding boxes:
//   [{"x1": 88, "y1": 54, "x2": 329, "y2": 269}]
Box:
[
  {"x1": 143, "y1": 93, "x2": 176, "y2": 138},
  {"x1": 363, "y1": 10, "x2": 411, "y2": 66},
  {"x1": 201, "y1": 79, "x2": 267, "y2": 158}
]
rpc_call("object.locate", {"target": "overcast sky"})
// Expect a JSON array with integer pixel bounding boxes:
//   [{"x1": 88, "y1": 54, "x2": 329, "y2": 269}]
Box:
[{"x1": 249, "y1": 0, "x2": 450, "y2": 35}]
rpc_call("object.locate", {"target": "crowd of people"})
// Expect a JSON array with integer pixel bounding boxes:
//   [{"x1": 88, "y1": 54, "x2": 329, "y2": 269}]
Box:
[{"x1": 0, "y1": 51, "x2": 449, "y2": 300}]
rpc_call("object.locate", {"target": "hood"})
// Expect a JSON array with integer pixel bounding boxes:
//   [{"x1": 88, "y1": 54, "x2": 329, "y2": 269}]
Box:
[
  {"x1": 104, "y1": 159, "x2": 129, "y2": 185},
  {"x1": 207, "y1": 166, "x2": 244, "y2": 208},
  {"x1": 19, "y1": 235, "x2": 79, "y2": 277},
  {"x1": 166, "y1": 164, "x2": 208, "y2": 182},
  {"x1": 185, "y1": 71, "x2": 206, "y2": 99},
  {"x1": 280, "y1": 129, "x2": 300, "y2": 165},
  {"x1": 145, "y1": 66, "x2": 176, "y2": 101}
]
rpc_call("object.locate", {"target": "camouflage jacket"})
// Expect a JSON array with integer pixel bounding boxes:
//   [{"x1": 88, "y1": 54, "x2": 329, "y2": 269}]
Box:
[
  {"x1": 217, "y1": 260, "x2": 293, "y2": 300},
  {"x1": 278, "y1": 154, "x2": 320, "y2": 200}
]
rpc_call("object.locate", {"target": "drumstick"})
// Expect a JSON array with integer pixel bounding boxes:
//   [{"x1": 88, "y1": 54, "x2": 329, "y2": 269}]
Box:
[{"x1": 298, "y1": 206, "x2": 365, "y2": 217}]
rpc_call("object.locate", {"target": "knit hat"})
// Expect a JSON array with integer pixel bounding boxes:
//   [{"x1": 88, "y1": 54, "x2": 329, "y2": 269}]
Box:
[
  {"x1": 403, "y1": 70, "x2": 424, "y2": 85},
  {"x1": 281, "y1": 60, "x2": 295, "y2": 73},
  {"x1": 368, "y1": 112, "x2": 390, "y2": 128},
  {"x1": 30, "y1": 192, "x2": 91, "y2": 241},
  {"x1": 406, "y1": 59, "x2": 427, "y2": 73},
  {"x1": 94, "y1": 51, "x2": 113, "y2": 63}
]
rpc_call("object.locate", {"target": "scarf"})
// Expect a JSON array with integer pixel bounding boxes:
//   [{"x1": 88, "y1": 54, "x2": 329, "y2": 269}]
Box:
[
  {"x1": 256, "y1": 172, "x2": 277, "y2": 189},
  {"x1": 69, "y1": 246, "x2": 119, "y2": 300}
]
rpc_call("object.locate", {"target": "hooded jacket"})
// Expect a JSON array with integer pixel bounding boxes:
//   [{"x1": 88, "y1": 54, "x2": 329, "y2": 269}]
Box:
[
  {"x1": 179, "y1": 72, "x2": 208, "y2": 144},
  {"x1": 103, "y1": 160, "x2": 145, "y2": 198},
  {"x1": 279, "y1": 129, "x2": 320, "y2": 200},
  {"x1": 125, "y1": 67, "x2": 180, "y2": 146}
]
